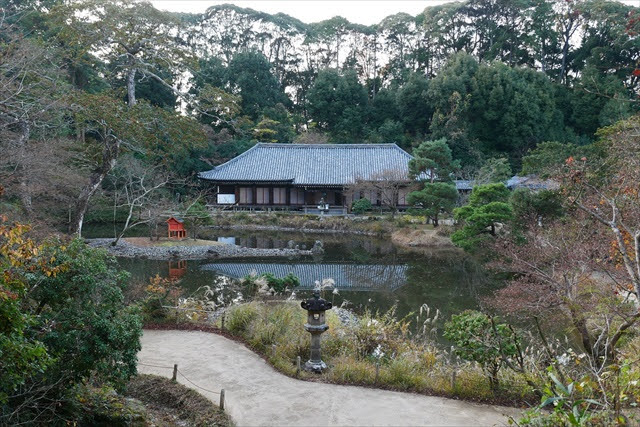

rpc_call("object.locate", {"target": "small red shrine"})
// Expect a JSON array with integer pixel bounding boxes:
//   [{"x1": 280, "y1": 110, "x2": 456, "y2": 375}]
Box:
[{"x1": 166, "y1": 217, "x2": 186, "y2": 239}]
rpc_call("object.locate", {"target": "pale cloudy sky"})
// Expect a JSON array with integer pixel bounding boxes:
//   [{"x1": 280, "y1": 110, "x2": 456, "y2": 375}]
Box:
[
  {"x1": 150, "y1": 1, "x2": 452, "y2": 25},
  {"x1": 150, "y1": 0, "x2": 639, "y2": 25}
]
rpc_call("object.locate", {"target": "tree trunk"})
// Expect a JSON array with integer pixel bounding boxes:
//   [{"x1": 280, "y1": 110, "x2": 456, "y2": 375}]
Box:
[
  {"x1": 70, "y1": 137, "x2": 120, "y2": 237},
  {"x1": 16, "y1": 120, "x2": 32, "y2": 215},
  {"x1": 127, "y1": 66, "x2": 137, "y2": 107},
  {"x1": 559, "y1": 19, "x2": 573, "y2": 85},
  {"x1": 112, "y1": 202, "x2": 136, "y2": 246}
]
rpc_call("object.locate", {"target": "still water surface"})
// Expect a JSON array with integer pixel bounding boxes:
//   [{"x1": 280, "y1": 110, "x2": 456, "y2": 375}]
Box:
[{"x1": 111, "y1": 227, "x2": 496, "y2": 322}]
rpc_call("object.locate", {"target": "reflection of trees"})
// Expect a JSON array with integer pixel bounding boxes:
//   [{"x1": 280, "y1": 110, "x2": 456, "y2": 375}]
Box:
[
  {"x1": 395, "y1": 252, "x2": 489, "y2": 321},
  {"x1": 198, "y1": 228, "x2": 399, "y2": 257}
]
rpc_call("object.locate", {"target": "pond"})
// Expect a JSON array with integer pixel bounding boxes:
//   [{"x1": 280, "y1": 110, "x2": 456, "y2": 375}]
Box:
[{"x1": 113, "y1": 227, "x2": 498, "y2": 324}]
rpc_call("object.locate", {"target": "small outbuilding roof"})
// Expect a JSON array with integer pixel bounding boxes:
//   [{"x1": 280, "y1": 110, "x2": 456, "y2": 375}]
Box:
[
  {"x1": 166, "y1": 216, "x2": 184, "y2": 223},
  {"x1": 198, "y1": 143, "x2": 415, "y2": 186}
]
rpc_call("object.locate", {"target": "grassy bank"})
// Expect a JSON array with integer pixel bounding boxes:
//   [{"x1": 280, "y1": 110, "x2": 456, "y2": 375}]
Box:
[
  {"x1": 125, "y1": 374, "x2": 233, "y2": 426},
  {"x1": 216, "y1": 301, "x2": 533, "y2": 406},
  {"x1": 64, "y1": 374, "x2": 232, "y2": 426},
  {"x1": 209, "y1": 212, "x2": 457, "y2": 249},
  {"x1": 211, "y1": 211, "x2": 397, "y2": 235}
]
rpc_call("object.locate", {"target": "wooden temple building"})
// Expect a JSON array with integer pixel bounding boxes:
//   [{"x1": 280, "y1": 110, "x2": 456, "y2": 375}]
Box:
[{"x1": 198, "y1": 143, "x2": 416, "y2": 213}]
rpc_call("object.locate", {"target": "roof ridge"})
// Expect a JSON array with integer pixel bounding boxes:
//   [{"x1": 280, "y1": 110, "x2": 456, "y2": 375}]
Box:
[
  {"x1": 256, "y1": 143, "x2": 401, "y2": 149},
  {"x1": 199, "y1": 143, "x2": 261, "y2": 176}
]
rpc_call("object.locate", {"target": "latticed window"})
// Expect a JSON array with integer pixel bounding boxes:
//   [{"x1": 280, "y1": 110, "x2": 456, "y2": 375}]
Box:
[
  {"x1": 256, "y1": 187, "x2": 270, "y2": 204},
  {"x1": 290, "y1": 188, "x2": 305, "y2": 204},
  {"x1": 239, "y1": 187, "x2": 253, "y2": 204},
  {"x1": 273, "y1": 187, "x2": 287, "y2": 204}
]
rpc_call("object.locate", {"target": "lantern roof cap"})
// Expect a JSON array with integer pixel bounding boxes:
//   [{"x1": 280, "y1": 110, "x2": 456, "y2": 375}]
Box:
[{"x1": 301, "y1": 291, "x2": 332, "y2": 311}]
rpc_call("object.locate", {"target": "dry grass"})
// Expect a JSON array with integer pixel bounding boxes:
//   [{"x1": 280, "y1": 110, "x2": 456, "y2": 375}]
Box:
[
  {"x1": 212, "y1": 212, "x2": 396, "y2": 235},
  {"x1": 123, "y1": 237, "x2": 225, "y2": 247},
  {"x1": 125, "y1": 374, "x2": 234, "y2": 426},
  {"x1": 391, "y1": 228, "x2": 458, "y2": 250},
  {"x1": 219, "y1": 301, "x2": 534, "y2": 406}
]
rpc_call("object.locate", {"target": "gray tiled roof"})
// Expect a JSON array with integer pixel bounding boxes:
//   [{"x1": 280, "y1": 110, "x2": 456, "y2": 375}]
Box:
[
  {"x1": 201, "y1": 262, "x2": 408, "y2": 291},
  {"x1": 198, "y1": 143, "x2": 414, "y2": 186},
  {"x1": 454, "y1": 180, "x2": 473, "y2": 191}
]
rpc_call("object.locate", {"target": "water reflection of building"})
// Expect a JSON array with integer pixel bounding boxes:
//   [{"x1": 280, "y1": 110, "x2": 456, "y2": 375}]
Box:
[
  {"x1": 200, "y1": 263, "x2": 408, "y2": 291},
  {"x1": 169, "y1": 260, "x2": 187, "y2": 280}
]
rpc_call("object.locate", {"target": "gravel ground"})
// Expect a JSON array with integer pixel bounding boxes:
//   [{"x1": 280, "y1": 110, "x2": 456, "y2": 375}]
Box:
[{"x1": 86, "y1": 238, "x2": 312, "y2": 260}]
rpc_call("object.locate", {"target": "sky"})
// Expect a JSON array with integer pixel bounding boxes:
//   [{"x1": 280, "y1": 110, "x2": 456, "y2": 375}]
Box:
[
  {"x1": 150, "y1": 0, "x2": 640, "y2": 25},
  {"x1": 149, "y1": 1, "x2": 452, "y2": 25}
]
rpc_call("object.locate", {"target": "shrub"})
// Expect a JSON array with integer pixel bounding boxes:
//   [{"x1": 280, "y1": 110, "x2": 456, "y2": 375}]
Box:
[
  {"x1": 244, "y1": 272, "x2": 301, "y2": 294},
  {"x1": 444, "y1": 310, "x2": 520, "y2": 391},
  {"x1": 352, "y1": 198, "x2": 372, "y2": 214},
  {"x1": 266, "y1": 272, "x2": 300, "y2": 292},
  {"x1": 0, "y1": 223, "x2": 142, "y2": 424}
]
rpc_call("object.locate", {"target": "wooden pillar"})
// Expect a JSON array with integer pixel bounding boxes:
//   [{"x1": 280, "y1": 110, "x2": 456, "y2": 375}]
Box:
[
  {"x1": 286, "y1": 186, "x2": 291, "y2": 206},
  {"x1": 234, "y1": 186, "x2": 239, "y2": 203},
  {"x1": 252, "y1": 185, "x2": 257, "y2": 206},
  {"x1": 269, "y1": 187, "x2": 273, "y2": 206}
]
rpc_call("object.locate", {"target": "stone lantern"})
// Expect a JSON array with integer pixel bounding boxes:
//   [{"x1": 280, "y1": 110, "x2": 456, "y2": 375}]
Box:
[{"x1": 301, "y1": 291, "x2": 333, "y2": 372}]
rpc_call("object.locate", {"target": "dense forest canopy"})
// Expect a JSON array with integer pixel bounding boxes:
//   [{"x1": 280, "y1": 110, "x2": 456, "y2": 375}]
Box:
[{"x1": 0, "y1": 0, "x2": 639, "y2": 232}]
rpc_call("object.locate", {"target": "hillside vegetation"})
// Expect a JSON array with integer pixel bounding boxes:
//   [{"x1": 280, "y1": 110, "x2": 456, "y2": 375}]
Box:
[{"x1": 0, "y1": 0, "x2": 638, "y2": 234}]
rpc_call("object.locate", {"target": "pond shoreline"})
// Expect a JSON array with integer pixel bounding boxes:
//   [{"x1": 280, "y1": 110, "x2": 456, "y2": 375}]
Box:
[
  {"x1": 206, "y1": 223, "x2": 380, "y2": 236},
  {"x1": 86, "y1": 238, "x2": 313, "y2": 260}
]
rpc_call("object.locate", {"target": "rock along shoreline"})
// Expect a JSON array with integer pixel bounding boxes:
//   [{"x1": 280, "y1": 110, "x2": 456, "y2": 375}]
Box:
[{"x1": 86, "y1": 238, "x2": 312, "y2": 260}]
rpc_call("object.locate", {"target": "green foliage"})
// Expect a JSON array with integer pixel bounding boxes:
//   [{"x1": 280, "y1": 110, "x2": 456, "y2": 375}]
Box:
[
  {"x1": 183, "y1": 201, "x2": 213, "y2": 238},
  {"x1": 475, "y1": 157, "x2": 512, "y2": 184},
  {"x1": 443, "y1": 310, "x2": 519, "y2": 390},
  {"x1": 409, "y1": 138, "x2": 459, "y2": 182},
  {"x1": 407, "y1": 182, "x2": 458, "y2": 226},
  {"x1": 427, "y1": 53, "x2": 482, "y2": 167},
  {"x1": 520, "y1": 371, "x2": 605, "y2": 427},
  {"x1": 227, "y1": 50, "x2": 290, "y2": 120},
  {"x1": 469, "y1": 62, "x2": 565, "y2": 158},
  {"x1": 509, "y1": 188, "x2": 564, "y2": 226},
  {"x1": 352, "y1": 198, "x2": 373, "y2": 214},
  {"x1": 225, "y1": 303, "x2": 260, "y2": 335},
  {"x1": 396, "y1": 72, "x2": 431, "y2": 136},
  {"x1": 467, "y1": 182, "x2": 510, "y2": 206},
  {"x1": 0, "y1": 223, "x2": 141, "y2": 424},
  {"x1": 262, "y1": 272, "x2": 301, "y2": 293},
  {"x1": 35, "y1": 241, "x2": 141, "y2": 387},
  {"x1": 242, "y1": 272, "x2": 301, "y2": 294},
  {"x1": 452, "y1": 183, "x2": 513, "y2": 251},
  {"x1": 307, "y1": 69, "x2": 368, "y2": 141},
  {"x1": 520, "y1": 141, "x2": 579, "y2": 177}
]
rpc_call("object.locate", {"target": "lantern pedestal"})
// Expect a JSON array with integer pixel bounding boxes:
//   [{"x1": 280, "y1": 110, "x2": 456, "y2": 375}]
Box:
[{"x1": 301, "y1": 292, "x2": 332, "y2": 373}]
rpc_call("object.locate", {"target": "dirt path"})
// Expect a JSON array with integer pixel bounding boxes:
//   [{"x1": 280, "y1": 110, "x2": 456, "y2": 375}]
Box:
[{"x1": 139, "y1": 330, "x2": 520, "y2": 426}]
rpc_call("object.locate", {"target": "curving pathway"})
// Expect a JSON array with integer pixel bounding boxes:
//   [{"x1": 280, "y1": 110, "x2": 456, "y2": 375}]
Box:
[{"x1": 138, "y1": 330, "x2": 520, "y2": 427}]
